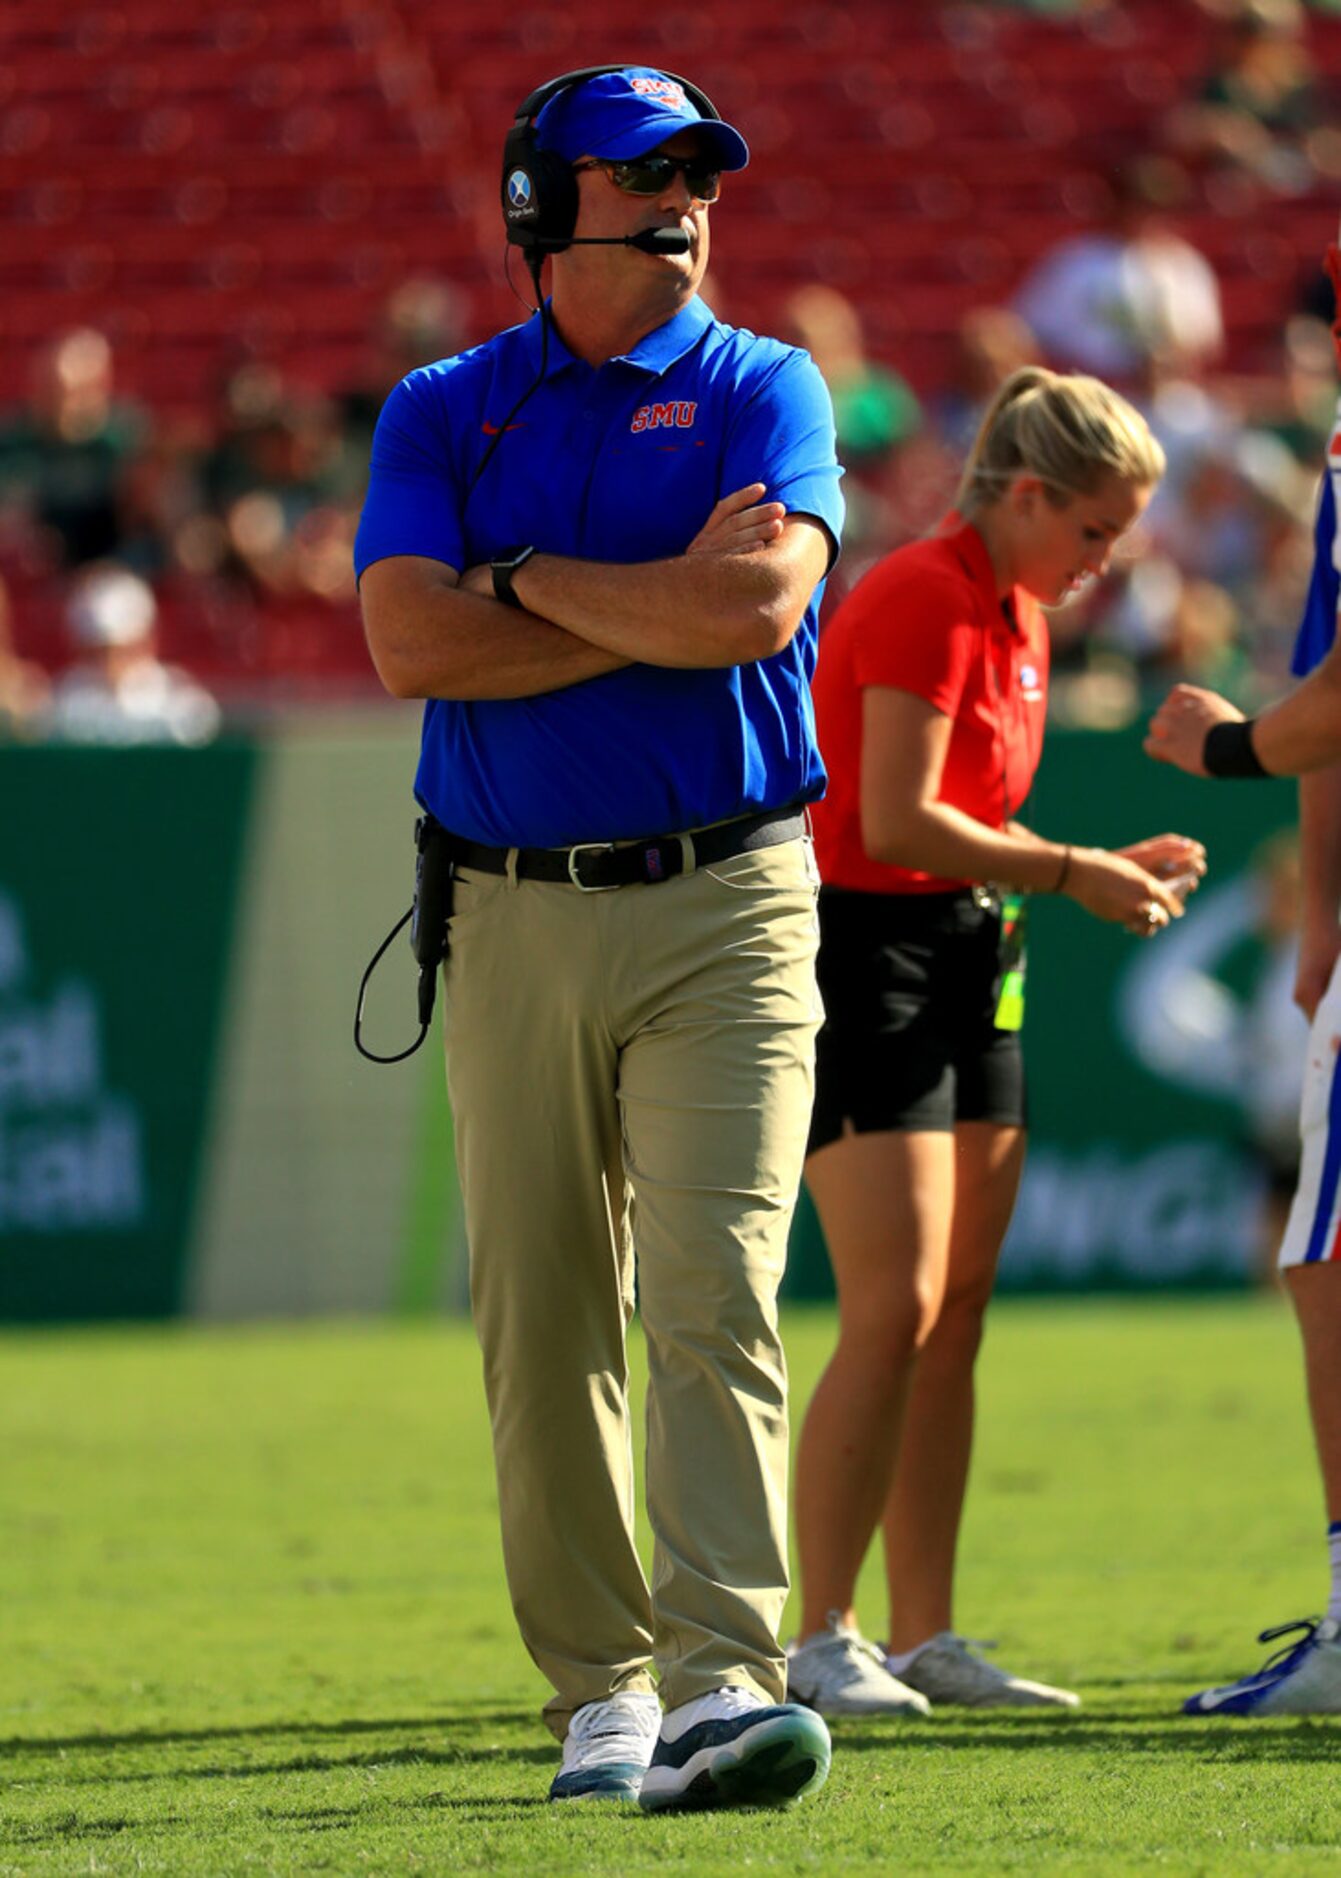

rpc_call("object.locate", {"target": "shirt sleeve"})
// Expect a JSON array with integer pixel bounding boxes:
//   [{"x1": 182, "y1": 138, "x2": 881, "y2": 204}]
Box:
[
  {"x1": 846, "y1": 560, "x2": 978, "y2": 719},
  {"x1": 720, "y1": 347, "x2": 845, "y2": 560},
  {"x1": 353, "y1": 368, "x2": 466, "y2": 580}
]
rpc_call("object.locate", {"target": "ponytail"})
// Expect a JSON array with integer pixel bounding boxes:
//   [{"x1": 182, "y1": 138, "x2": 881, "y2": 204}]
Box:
[{"x1": 957, "y1": 366, "x2": 1165, "y2": 513}]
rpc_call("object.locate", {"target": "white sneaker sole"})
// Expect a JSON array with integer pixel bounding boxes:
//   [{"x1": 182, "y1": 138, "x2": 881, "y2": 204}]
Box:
[{"x1": 638, "y1": 1708, "x2": 831, "y2": 1812}]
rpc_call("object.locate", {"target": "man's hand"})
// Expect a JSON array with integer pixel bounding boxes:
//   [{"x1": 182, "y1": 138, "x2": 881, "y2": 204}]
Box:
[
  {"x1": 1144, "y1": 684, "x2": 1244, "y2": 775},
  {"x1": 686, "y1": 483, "x2": 786, "y2": 558},
  {"x1": 458, "y1": 563, "x2": 494, "y2": 598}
]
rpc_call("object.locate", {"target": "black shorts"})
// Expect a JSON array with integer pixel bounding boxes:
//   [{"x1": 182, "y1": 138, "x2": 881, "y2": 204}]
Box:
[{"x1": 808, "y1": 886, "x2": 1027, "y2": 1148}]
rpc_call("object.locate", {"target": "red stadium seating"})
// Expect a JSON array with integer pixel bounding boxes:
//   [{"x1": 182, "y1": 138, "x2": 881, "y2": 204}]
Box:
[
  {"x1": 4, "y1": 0, "x2": 1338, "y2": 413},
  {"x1": 3, "y1": 0, "x2": 1340, "y2": 690}
]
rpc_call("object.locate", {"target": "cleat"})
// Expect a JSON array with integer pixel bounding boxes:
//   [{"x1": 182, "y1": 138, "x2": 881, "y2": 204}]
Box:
[
  {"x1": 787, "y1": 1612, "x2": 931, "y2": 1717},
  {"x1": 637, "y1": 1686, "x2": 831, "y2": 1813},
  {"x1": 890, "y1": 1632, "x2": 1080, "y2": 1709},
  {"x1": 1183, "y1": 1616, "x2": 1341, "y2": 1716},
  {"x1": 548, "y1": 1690, "x2": 661, "y2": 1802}
]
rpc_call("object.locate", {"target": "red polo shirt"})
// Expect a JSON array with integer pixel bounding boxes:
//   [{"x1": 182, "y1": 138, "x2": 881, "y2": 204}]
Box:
[{"x1": 811, "y1": 515, "x2": 1050, "y2": 895}]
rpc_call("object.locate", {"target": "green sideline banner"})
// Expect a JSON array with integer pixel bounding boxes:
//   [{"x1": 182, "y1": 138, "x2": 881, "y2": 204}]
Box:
[
  {"x1": 0, "y1": 722, "x2": 1302, "y2": 1320},
  {"x1": 0, "y1": 745, "x2": 256, "y2": 1319}
]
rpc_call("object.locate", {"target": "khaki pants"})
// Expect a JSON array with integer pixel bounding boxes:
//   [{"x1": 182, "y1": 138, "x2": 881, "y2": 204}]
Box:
[{"x1": 441, "y1": 835, "x2": 822, "y2": 1739}]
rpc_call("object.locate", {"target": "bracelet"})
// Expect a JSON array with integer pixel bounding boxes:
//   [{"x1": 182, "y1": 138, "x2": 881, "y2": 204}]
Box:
[
  {"x1": 1203, "y1": 718, "x2": 1269, "y2": 779},
  {"x1": 1051, "y1": 845, "x2": 1072, "y2": 893}
]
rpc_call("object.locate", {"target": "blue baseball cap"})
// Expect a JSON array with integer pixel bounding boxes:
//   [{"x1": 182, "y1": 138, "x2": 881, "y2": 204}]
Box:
[{"x1": 534, "y1": 68, "x2": 749, "y2": 172}]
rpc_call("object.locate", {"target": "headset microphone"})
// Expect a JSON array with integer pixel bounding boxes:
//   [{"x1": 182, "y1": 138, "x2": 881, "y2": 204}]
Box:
[{"x1": 564, "y1": 228, "x2": 692, "y2": 255}]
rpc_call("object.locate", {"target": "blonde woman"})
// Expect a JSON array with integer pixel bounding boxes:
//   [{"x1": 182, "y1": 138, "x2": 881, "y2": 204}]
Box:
[{"x1": 788, "y1": 369, "x2": 1205, "y2": 1715}]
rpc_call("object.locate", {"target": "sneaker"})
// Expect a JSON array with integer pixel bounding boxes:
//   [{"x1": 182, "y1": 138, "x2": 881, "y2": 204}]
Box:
[
  {"x1": 637, "y1": 1686, "x2": 831, "y2": 1813},
  {"x1": 1183, "y1": 1616, "x2": 1341, "y2": 1716},
  {"x1": 787, "y1": 1612, "x2": 932, "y2": 1717},
  {"x1": 548, "y1": 1690, "x2": 661, "y2": 1802},
  {"x1": 890, "y1": 1632, "x2": 1080, "y2": 1709}
]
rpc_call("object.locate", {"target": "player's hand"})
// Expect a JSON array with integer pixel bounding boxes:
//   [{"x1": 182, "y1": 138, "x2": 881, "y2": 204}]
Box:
[
  {"x1": 686, "y1": 483, "x2": 785, "y2": 557},
  {"x1": 458, "y1": 563, "x2": 494, "y2": 597},
  {"x1": 1062, "y1": 846, "x2": 1185, "y2": 935},
  {"x1": 1295, "y1": 919, "x2": 1341, "y2": 1020},
  {"x1": 1115, "y1": 833, "x2": 1207, "y2": 901},
  {"x1": 1144, "y1": 684, "x2": 1244, "y2": 775}
]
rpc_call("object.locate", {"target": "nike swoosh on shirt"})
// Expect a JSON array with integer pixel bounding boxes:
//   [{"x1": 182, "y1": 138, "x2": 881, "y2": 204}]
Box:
[{"x1": 481, "y1": 421, "x2": 525, "y2": 435}]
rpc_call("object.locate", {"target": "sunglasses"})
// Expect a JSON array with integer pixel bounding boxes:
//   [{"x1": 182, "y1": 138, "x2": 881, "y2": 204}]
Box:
[{"x1": 571, "y1": 154, "x2": 722, "y2": 202}]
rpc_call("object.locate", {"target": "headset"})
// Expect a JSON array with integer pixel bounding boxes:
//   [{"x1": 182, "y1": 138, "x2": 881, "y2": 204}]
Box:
[
  {"x1": 501, "y1": 64, "x2": 723, "y2": 260},
  {"x1": 464, "y1": 64, "x2": 714, "y2": 499}
]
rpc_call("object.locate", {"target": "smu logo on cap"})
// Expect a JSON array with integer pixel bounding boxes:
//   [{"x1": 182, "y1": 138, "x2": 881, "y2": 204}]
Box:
[
  {"x1": 631, "y1": 401, "x2": 698, "y2": 433},
  {"x1": 629, "y1": 76, "x2": 689, "y2": 109}
]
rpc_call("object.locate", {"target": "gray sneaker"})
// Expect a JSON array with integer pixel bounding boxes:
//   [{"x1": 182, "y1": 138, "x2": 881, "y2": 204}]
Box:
[
  {"x1": 787, "y1": 1613, "x2": 932, "y2": 1717},
  {"x1": 891, "y1": 1632, "x2": 1080, "y2": 1709}
]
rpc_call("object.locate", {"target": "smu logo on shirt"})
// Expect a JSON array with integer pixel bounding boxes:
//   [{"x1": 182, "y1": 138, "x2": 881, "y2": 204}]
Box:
[
  {"x1": 629, "y1": 76, "x2": 689, "y2": 109},
  {"x1": 631, "y1": 400, "x2": 698, "y2": 433},
  {"x1": 1019, "y1": 663, "x2": 1044, "y2": 703}
]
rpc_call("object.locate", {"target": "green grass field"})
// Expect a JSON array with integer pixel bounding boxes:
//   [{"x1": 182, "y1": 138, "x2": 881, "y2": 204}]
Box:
[{"x1": 3, "y1": 1296, "x2": 1340, "y2": 1875}]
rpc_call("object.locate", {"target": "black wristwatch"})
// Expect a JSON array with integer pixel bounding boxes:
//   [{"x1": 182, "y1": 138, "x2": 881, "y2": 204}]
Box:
[{"x1": 490, "y1": 544, "x2": 537, "y2": 609}]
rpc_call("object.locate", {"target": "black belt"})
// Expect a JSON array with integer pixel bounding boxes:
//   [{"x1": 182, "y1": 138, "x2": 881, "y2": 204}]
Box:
[{"x1": 431, "y1": 809, "x2": 805, "y2": 891}]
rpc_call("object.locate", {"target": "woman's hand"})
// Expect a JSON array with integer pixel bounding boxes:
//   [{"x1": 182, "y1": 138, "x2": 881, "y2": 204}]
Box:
[
  {"x1": 1063, "y1": 846, "x2": 1187, "y2": 935},
  {"x1": 1115, "y1": 833, "x2": 1207, "y2": 900}
]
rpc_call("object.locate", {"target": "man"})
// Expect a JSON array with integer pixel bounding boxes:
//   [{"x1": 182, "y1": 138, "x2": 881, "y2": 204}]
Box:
[
  {"x1": 47, "y1": 562, "x2": 220, "y2": 747},
  {"x1": 354, "y1": 68, "x2": 842, "y2": 1805},
  {"x1": 1143, "y1": 233, "x2": 1341, "y2": 1715}
]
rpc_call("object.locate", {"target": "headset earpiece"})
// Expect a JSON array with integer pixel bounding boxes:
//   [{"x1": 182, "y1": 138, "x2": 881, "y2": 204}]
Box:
[
  {"x1": 501, "y1": 121, "x2": 578, "y2": 257},
  {"x1": 501, "y1": 65, "x2": 721, "y2": 259}
]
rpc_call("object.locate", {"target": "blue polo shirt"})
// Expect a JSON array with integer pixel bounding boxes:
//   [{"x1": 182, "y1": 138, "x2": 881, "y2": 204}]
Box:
[{"x1": 354, "y1": 295, "x2": 843, "y2": 847}]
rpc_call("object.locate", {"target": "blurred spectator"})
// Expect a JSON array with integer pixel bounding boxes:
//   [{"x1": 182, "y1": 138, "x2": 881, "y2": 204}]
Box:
[
  {"x1": 196, "y1": 367, "x2": 354, "y2": 604},
  {"x1": 0, "y1": 579, "x2": 50, "y2": 737},
  {"x1": 334, "y1": 277, "x2": 469, "y2": 495},
  {"x1": 0, "y1": 329, "x2": 149, "y2": 570},
  {"x1": 930, "y1": 305, "x2": 1043, "y2": 460},
  {"x1": 44, "y1": 564, "x2": 220, "y2": 746},
  {"x1": 1166, "y1": 0, "x2": 1341, "y2": 199},
  {"x1": 783, "y1": 284, "x2": 924, "y2": 573},
  {"x1": 1012, "y1": 157, "x2": 1224, "y2": 385},
  {"x1": 783, "y1": 284, "x2": 922, "y2": 469},
  {"x1": 1241, "y1": 312, "x2": 1341, "y2": 466}
]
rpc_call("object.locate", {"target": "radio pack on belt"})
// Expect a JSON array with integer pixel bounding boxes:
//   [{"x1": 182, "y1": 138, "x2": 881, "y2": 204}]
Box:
[{"x1": 354, "y1": 816, "x2": 455, "y2": 1065}]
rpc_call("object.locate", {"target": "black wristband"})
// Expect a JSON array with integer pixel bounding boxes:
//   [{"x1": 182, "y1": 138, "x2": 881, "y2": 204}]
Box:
[
  {"x1": 491, "y1": 544, "x2": 536, "y2": 609},
  {"x1": 1203, "y1": 718, "x2": 1269, "y2": 779}
]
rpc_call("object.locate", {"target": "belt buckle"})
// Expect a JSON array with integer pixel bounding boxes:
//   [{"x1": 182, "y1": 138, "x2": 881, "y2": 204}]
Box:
[{"x1": 566, "y1": 842, "x2": 619, "y2": 891}]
